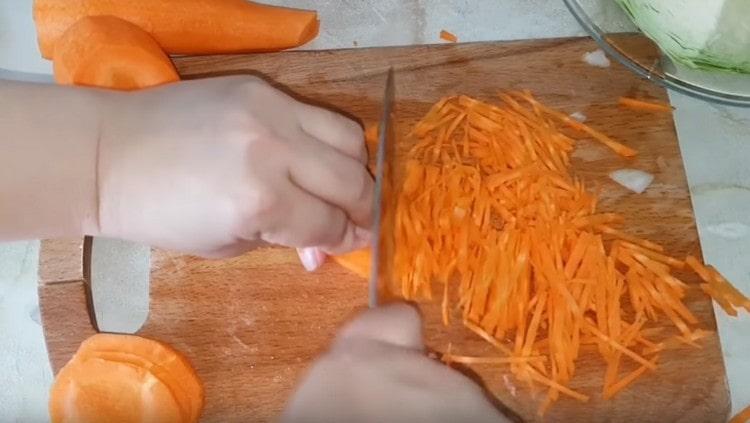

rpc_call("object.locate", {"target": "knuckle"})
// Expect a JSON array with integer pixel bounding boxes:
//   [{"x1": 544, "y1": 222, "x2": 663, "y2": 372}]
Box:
[
  {"x1": 352, "y1": 168, "x2": 373, "y2": 204},
  {"x1": 238, "y1": 187, "x2": 282, "y2": 224}
]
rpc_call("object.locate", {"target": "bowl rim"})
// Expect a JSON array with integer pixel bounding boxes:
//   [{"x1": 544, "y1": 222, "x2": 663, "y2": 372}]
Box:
[{"x1": 562, "y1": 0, "x2": 750, "y2": 108}]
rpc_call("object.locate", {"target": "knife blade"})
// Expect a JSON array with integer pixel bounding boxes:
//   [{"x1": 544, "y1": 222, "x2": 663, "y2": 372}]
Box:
[{"x1": 369, "y1": 68, "x2": 396, "y2": 308}]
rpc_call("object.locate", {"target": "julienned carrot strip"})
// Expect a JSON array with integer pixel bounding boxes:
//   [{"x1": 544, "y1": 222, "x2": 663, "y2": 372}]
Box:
[
  {"x1": 618, "y1": 97, "x2": 674, "y2": 113},
  {"x1": 596, "y1": 225, "x2": 664, "y2": 252},
  {"x1": 632, "y1": 253, "x2": 687, "y2": 292},
  {"x1": 34, "y1": 0, "x2": 320, "y2": 59},
  {"x1": 604, "y1": 356, "x2": 658, "y2": 399},
  {"x1": 701, "y1": 284, "x2": 738, "y2": 316},
  {"x1": 619, "y1": 241, "x2": 685, "y2": 269},
  {"x1": 442, "y1": 354, "x2": 544, "y2": 364},
  {"x1": 515, "y1": 93, "x2": 638, "y2": 157},
  {"x1": 708, "y1": 266, "x2": 750, "y2": 310},
  {"x1": 685, "y1": 255, "x2": 712, "y2": 282},
  {"x1": 584, "y1": 321, "x2": 656, "y2": 370},
  {"x1": 440, "y1": 30, "x2": 458, "y2": 43},
  {"x1": 528, "y1": 370, "x2": 590, "y2": 402}
]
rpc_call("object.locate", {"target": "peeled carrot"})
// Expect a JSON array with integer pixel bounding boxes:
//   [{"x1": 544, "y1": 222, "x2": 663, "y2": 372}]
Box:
[
  {"x1": 76, "y1": 334, "x2": 204, "y2": 423},
  {"x1": 333, "y1": 248, "x2": 371, "y2": 279},
  {"x1": 53, "y1": 16, "x2": 179, "y2": 91},
  {"x1": 34, "y1": 0, "x2": 320, "y2": 59},
  {"x1": 51, "y1": 358, "x2": 184, "y2": 423},
  {"x1": 50, "y1": 334, "x2": 203, "y2": 423},
  {"x1": 731, "y1": 404, "x2": 750, "y2": 423},
  {"x1": 618, "y1": 97, "x2": 674, "y2": 113},
  {"x1": 440, "y1": 30, "x2": 458, "y2": 43}
]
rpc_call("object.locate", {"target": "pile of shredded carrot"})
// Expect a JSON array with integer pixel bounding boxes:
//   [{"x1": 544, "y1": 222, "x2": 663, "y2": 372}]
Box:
[{"x1": 388, "y1": 91, "x2": 749, "y2": 414}]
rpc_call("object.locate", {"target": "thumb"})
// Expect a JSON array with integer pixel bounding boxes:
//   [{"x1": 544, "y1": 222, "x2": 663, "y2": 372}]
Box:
[{"x1": 336, "y1": 303, "x2": 424, "y2": 351}]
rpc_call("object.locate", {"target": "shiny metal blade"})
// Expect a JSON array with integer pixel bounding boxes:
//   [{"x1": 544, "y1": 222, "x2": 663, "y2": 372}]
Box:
[{"x1": 369, "y1": 68, "x2": 395, "y2": 308}]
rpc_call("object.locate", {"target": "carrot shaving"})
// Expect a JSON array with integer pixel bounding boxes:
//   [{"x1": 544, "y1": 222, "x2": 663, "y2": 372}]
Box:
[
  {"x1": 618, "y1": 97, "x2": 674, "y2": 113},
  {"x1": 439, "y1": 30, "x2": 458, "y2": 43},
  {"x1": 379, "y1": 93, "x2": 747, "y2": 413}
]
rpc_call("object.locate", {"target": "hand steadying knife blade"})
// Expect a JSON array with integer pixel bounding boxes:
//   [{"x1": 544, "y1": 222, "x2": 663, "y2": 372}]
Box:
[{"x1": 369, "y1": 68, "x2": 395, "y2": 308}]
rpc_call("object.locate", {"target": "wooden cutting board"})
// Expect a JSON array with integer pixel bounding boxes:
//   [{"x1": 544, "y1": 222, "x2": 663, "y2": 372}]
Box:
[{"x1": 39, "y1": 37, "x2": 730, "y2": 422}]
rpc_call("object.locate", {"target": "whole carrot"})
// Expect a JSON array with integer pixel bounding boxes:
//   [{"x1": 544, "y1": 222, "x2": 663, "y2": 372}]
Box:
[{"x1": 34, "y1": 0, "x2": 319, "y2": 59}]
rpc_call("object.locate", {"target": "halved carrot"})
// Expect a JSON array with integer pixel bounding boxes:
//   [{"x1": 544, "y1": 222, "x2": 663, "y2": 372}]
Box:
[
  {"x1": 333, "y1": 248, "x2": 372, "y2": 279},
  {"x1": 50, "y1": 358, "x2": 183, "y2": 423},
  {"x1": 53, "y1": 16, "x2": 179, "y2": 91},
  {"x1": 34, "y1": 0, "x2": 319, "y2": 59},
  {"x1": 618, "y1": 97, "x2": 674, "y2": 113},
  {"x1": 76, "y1": 334, "x2": 203, "y2": 423}
]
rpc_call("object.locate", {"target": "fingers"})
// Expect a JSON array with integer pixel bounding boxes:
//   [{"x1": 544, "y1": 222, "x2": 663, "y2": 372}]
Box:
[
  {"x1": 336, "y1": 303, "x2": 424, "y2": 351},
  {"x1": 295, "y1": 102, "x2": 367, "y2": 164},
  {"x1": 256, "y1": 182, "x2": 365, "y2": 254},
  {"x1": 297, "y1": 247, "x2": 326, "y2": 272},
  {"x1": 289, "y1": 133, "x2": 375, "y2": 229}
]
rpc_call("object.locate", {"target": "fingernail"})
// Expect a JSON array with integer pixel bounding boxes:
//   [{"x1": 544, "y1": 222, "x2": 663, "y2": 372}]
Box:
[{"x1": 298, "y1": 247, "x2": 325, "y2": 272}]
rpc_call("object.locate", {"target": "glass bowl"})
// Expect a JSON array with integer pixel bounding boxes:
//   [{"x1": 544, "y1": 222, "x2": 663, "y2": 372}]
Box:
[{"x1": 562, "y1": 0, "x2": 750, "y2": 107}]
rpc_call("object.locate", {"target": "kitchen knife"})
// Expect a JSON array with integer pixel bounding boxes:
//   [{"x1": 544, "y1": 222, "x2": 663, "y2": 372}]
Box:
[{"x1": 369, "y1": 67, "x2": 396, "y2": 308}]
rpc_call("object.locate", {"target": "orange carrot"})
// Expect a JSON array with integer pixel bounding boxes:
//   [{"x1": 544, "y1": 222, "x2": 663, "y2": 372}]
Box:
[
  {"x1": 350, "y1": 92, "x2": 749, "y2": 413},
  {"x1": 440, "y1": 30, "x2": 458, "y2": 43},
  {"x1": 53, "y1": 16, "x2": 179, "y2": 91},
  {"x1": 332, "y1": 248, "x2": 371, "y2": 279},
  {"x1": 730, "y1": 404, "x2": 750, "y2": 423},
  {"x1": 604, "y1": 356, "x2": 658, "y2": 399},
  {"x1": 50, "y1": 334, "x2": 203, "y2": 423},
  {"x1": 34, "y1": 0, "x2": 319, "y2": 59},
  {"x1": 618, "y1": 97, "x2": 674, "y2": 113},
  {"x1": 441, "y1": 354, "x2": 544, "y2": 364}
]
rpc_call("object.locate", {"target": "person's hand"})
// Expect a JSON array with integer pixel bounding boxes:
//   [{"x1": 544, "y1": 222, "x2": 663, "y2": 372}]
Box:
[
  {"x1": 282, "y1": 303, "x2": 510, "y2": 423},
  {"x1": 96, "y1": 76, "x2": 373, "y2": 260}
]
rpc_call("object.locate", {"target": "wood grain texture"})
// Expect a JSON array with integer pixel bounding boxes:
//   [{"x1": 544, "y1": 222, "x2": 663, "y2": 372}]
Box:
[
  {"x1": 40, "y1": 37, "x2": 730, "y2": 422},
  {"x1": 38, "y1": 239, "x2": 85, "y2": 284}
]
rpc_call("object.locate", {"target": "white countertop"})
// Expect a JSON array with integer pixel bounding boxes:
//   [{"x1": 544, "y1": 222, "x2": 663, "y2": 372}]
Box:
[{"x1": 2, "y1": 0, "x2": 749, "y2": 420}]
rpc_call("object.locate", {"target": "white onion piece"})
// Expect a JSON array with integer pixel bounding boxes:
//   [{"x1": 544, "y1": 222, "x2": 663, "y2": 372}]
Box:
[
  {"x1": 569, "y1": 111, "x2": 587, "y2": 122},
  {"x1": 609, "y1": 169, "x2": 654, "y2": 194},
  {"x1": 583, "y1": 49, "x2": 611, "y2": 68}
]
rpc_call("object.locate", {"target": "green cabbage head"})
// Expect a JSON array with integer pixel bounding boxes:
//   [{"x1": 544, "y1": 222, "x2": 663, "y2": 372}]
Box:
[{"x1": 616, "y1": 0, "x2": 750, "y2": 73}]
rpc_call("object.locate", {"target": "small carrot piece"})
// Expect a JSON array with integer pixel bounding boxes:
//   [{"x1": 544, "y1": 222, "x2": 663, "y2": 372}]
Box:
[
  {"x1": 440, "y1": 30, "x2": 458, "y2": 43},
  {"x1": 618, "y1": 97, "x2": 674, "y2": 113}
]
